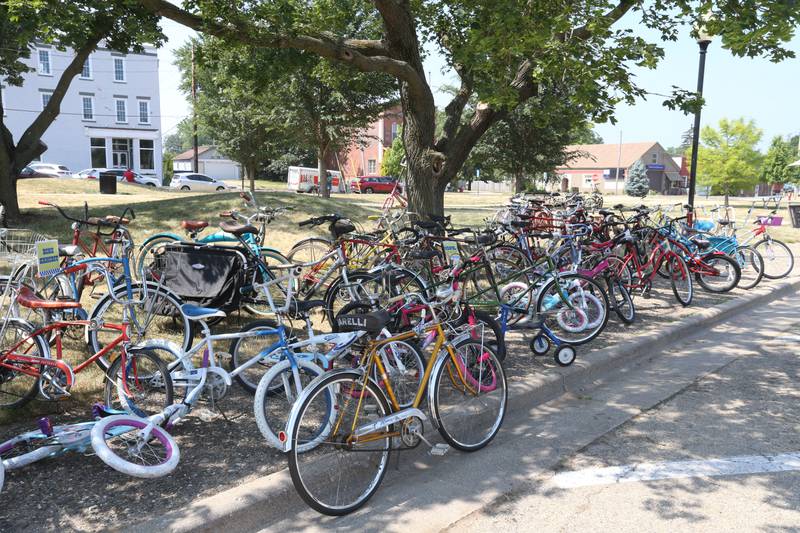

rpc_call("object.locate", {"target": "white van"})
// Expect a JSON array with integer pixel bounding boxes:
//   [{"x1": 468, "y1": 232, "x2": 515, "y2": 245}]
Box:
[{"x1": 287, "y1": 166, "x2": 343, "y2": 193}]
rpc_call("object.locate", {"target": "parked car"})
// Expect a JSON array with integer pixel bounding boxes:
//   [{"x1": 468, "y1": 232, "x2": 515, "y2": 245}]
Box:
[
  {"x1": 350, "y1": 175, "x2": 401, "y2": 194},
  {"x1": 75, "y1": 168, "x2": 161, "y2": 187},
  {"x1": 29, "y1": 163, "x2": 72, "y2": 178},
  {"x1": 169, "y1": 173, "x2": 229, "y2": 192},
  {"x1": 17, "y1": 166, "x2": 49, "y2": 179}
]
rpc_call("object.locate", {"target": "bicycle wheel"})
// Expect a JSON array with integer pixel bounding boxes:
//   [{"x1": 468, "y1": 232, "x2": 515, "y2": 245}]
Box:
[
  {"x1": 136, "y1": 235, "x2": 179, "y2": 279},
  {"x1": 254, "y1": 359, "x2": 326, "y2": 449},
  {"x1": 695, "y1": 254, "x2": 741, "y2": 293},
  {"x1": 607, "y1": 276, "x2": 636, "y2": 324},
  {"x1": 91, "y1": 415, "x2": 180, "y2": 478},
  {"x1": 288, "y1": 371, "x2": 392, "y2": 516},
  {"x1": 88, "y1": 283, "x2": 191, "y2": 370},
  {"x1": 0, "y1": 319, "x2": 50, "y2": 409},
  {"x1": 288, "y1": 238, "x2": 335, "y2": 295},
  {"x1": 535, "y1": 274, "x2": 609, "y2": 345},
  {"x1": 667, "y1": 254, "x2": 693, "y2": 306},
  {"x1": 753, "y1": 238, "x2": 794, "y2": 279},
  {"x1": 228, "y1": 319, "x2": 284, "y2": 394},
  {"x1": 456, "y1": 307, "x2": 507, "y2": 362},
  {"x1": 242, "y1": 249, "x2": 293, "y2": 316},
  {"x1": 431, "y1": 340, "x2": 507, "y2": 452},
  {"x1": 103, "y1": 349, "x2": 174, "y2": 417},
  {"x1": 734, "y1": 245, "x2": 764, "y2": 290}
]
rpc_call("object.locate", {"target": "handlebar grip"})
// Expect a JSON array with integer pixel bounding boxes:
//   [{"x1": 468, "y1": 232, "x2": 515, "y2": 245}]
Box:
[
  {"x1": 38, "y1": 201, "x2": 52, "y2": 206},
  {"x1": 219, "y1": 211, "x2": 233, "y2": 218},
  {"x1": 387, "y1": 294, "x2": 406, "y2": 304},
  {"x1": 298, "y1": 218, "x2": 316, "y2": 227}
]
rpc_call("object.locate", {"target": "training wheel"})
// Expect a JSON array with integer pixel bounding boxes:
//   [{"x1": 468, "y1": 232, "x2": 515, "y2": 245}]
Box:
[
  {"x1": 554, "y1": 345, "x2": 576, "y2": 367},
  {"x1": 530, "y1": 334, "x2": 551, "y2": 356}
]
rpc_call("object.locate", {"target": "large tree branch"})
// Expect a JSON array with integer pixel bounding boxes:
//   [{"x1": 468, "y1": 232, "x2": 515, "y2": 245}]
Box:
[
  {"x1": 434, "y1": 67, "x2": 473, "y2": 152},
  {"x1": 141, "y1": 0, "x2": 431, "y2": 102},
  {"x1": 16, "y1": 30, "x2": 104, "y2": 168},
  {"x1": 570, "y1": 0, "x2": 637, "y2": 40}
]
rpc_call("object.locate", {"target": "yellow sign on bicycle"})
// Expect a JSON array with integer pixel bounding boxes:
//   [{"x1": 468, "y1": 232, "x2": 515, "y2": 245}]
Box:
[{"x1": 36, "y1": 240, "x2": 60, "y2": 277}]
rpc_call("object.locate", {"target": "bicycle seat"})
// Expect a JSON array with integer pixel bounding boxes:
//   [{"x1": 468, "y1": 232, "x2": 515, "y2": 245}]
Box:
[
  {"x1": 510, "y1": 220, "x2": 529, "y2": 228},
  {"x1": 219, "y1": 220, "x2": 258, "y2": 236},
  {"x1": 335, "y1": 310, "x2": 390, "y2": 333},
  {"x1": 16, "y1": 286, "x2": 81, "y2": 310},
  {"x1": 105, "y1": 215, "x2": 130, "y2": 225},
  {"x1": 181, "y1": 220, "x2": 209, "y2": 231},
  {"x1": 414, "y1": 220, "x2": 440, "y2": 231},
  {"x1": 58, "y1": 244, "x2": 80, "y2": 257},
  {"x1": 86, "y1": 217, "x2": 114, "y2": 227},
  {"x1": 180, "y1": 304, "x2": 227, "y2": 321},
  {"x1": 717, "y1": 220, "x2": 732, "y2": 226},
  {"x1": 691, "y1": 238, "x2": 712, "y2": 250}
]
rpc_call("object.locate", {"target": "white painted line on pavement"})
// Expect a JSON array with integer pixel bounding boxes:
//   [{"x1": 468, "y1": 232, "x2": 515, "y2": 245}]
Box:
[{"x1": 553, "y1": 452, "x2": 800, "y2": 489}]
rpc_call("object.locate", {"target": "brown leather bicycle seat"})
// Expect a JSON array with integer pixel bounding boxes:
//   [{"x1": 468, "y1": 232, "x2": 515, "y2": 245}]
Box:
[
  {"x1": 105, "y1": 215, "x2": 131, "y2": 224},
  {"x1": 219, "y1": 220, "x2": 258, "y2": 236},
  {"x1": 16, "y1": 287, "x2": 81, "y2": 310},
  {"x1": 181, "y1": 220, "x2": 209, "y2": 231}
]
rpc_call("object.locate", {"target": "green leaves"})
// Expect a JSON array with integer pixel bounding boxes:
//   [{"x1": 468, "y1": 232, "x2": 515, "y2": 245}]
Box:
[
  {"x1": 696, "y1": 117, "x2": 764, "y2": 195},
  {"x1": 625, "y1": 159, "x2": 650, "y2": 197}
]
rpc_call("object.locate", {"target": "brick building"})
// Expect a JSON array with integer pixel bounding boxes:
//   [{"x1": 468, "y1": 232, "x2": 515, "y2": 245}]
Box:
[{"x1": 339, "y1": 106, "x2": 403, "y2": 178}]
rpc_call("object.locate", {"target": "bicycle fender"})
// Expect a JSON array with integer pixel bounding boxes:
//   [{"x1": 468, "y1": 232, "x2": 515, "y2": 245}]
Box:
[
  {"x1": 139, "y1": 233, "x2": 182, "y2": 247},
  {"x1": 282, "y1": 368, "x2": 371, "y2": 453}
]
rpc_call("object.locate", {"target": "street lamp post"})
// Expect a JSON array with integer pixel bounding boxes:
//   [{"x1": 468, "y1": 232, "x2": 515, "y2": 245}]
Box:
[{"x1": 687, "y1": 29, "x2": 713, "y2": 224}]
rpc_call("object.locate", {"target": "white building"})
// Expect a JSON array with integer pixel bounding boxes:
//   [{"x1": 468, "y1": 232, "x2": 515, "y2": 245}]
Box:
[
  {"x1": 173, "y1": 146, "x2": 241, "y2": 181},
  {"x1": 2, "y1": 43, "x2": 163, "y2": 182}
]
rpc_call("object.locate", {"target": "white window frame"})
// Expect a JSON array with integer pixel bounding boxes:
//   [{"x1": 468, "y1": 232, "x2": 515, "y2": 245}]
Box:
[
  {"x1": 40, "y1": 91, "x2": 53, "y2": 111},
  {"x1": 137, "y1": 100, "x2": 150, "y2": 124},
  {"x1": 113, "y1": 57, "x2": 126, "y2": 82},
  {"x1": 390, "y1": 123, "x2": 398, "y2": 141},
  {"x1": 115, "y1": 98, "x2": 127, "y2": 123},
  {"x1": 80, "y1": 57, "x2": 92, "y2": 80},
  {"x1": 81, "y1": 96, "x2": 94, "y2": 121},
  {"x1": 651, "y1": 152, "x2": 658, "y2": 164},
  {"x1": 139, "y1": 139, "x2": 155, "y2": 170},
  {"x1": 38, "y1": 49, "x2": 52, "y2": 76}
]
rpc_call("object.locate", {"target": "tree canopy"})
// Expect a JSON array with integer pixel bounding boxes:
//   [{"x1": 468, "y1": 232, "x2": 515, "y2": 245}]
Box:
[
  {"x1": 761, "y1": 135, "x2": 800, "y2": 186},
  {"x1": 139, "y1": 0, "x2": 800, "y2": 216},
  {"x1": 696, "y1": 117, "x2": 763, "y2": 197}
]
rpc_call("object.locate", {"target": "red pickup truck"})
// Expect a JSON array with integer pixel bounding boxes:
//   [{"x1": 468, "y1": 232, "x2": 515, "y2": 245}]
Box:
[{"x1": 350, "y1": 176, "x2": 402, "y2": 194}]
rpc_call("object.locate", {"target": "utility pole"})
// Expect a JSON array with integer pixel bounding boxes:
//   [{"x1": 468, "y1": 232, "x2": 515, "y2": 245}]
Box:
[
  {"x1": 615, "y1": 130, "x2": 623, "y2": 195},
  {"x1": 191, "y1": 43, "x2": 199, "y2": 174}
]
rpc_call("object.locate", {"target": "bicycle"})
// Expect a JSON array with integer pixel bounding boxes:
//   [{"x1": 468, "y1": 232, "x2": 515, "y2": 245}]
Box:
[{"x1": 0, "y1": 403, "x2": 179, "y2": 486}]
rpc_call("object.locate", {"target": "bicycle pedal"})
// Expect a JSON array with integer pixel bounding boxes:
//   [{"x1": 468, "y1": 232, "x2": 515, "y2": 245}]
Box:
[{"x1": 429, "y1": 443, "x2": 450, "y2": 457}]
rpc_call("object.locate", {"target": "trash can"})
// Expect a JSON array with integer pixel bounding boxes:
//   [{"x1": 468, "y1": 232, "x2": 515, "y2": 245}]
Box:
[
  {"x1": 789, "y1": 203, "x2": 800, "y2": 228},
  {"x1": 99, "y1": 171, "x2": 117, "y2": 194}
]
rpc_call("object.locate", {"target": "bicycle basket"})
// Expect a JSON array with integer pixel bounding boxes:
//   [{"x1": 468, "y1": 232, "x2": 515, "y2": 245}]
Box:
[
  {"x1": 157, "y1": 243, "x2": 246, "y2": 312},
  {"x1": 330, "y1": 219, "x2": 356, "y2": 239},
  {"x1": 0, "y1": 228, "x2": 54, "y2": 275}
]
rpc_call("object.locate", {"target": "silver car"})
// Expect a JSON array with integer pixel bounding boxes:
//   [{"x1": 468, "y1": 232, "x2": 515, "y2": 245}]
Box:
[
  {"x1": 29, "y1": 163, "x2": 72, "y2": 178},
  {"x1": 169, "y1": 173, "x2": 229, "y2": 192}
]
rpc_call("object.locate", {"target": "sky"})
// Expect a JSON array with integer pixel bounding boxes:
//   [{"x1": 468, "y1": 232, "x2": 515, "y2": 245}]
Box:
[{"x1": 157, "y1": 15, "x2": 800, "y2": 150}]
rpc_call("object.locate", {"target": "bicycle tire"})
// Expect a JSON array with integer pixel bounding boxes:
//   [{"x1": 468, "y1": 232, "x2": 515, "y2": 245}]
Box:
[
  {"x1": 456, "y1": 307, "x2": 507, "y2": 362},
  {"x1": 91, "y1": 415, "x2": 180, "y2": 478},
  {"x1": 228, "y1": 319, "x2": 282, "y2": 394},
  {"x1": 668, "y1": 254, "x2": 693, "y2": 306},
  {"x1": 0, "y1": 319, "x2": 51, "y2": 409},
  {"x1": 0, "y1": 433, "x2": 60, "y2": 469},
  {"x1": 734, "y1": 245, "x2": 764, "y2": 290},
  {"x1": 753, "y1": 238, "x2": 794, "y2": 279},
  {"x1": 253, "y1": 358, "x2": 327, "y2": 449},
  {"x1": 430, "y1": 340, "x2": 507, "y2": 452},
  {"x1": 695, "y1": 253, "x2": 741, "y2": 293},
  {"x1": 136, "y1": 235, "x2": 180, "y2": 279},
  {"x1": 88, "y1": 282, "x2": 192, "y2": 370},
  {"x1": 534, "y1": 273, "x2": 609, "y2": 345},
  {"x1": 102, "y1": 349, "x2": 174, "y2": 417},
  {"x1": 287, "y1": 371, "x2": 392, "y2": 516}
]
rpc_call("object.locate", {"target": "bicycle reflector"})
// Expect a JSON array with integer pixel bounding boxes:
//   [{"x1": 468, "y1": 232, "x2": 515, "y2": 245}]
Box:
[{"x1": 278, "y1": 431, "x2": 287, "y2": 443}]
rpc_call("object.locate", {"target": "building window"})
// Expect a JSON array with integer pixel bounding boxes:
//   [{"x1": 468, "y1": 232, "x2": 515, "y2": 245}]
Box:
[
  {"x1": 90, "y1": 138, "x2": 107, "y2": 167},
  {"x1": 40, "y1": 91, "x2": 52, "y2": 111},
  {"x1": 81, "y1": 59, "x2": 92, "y2": 79},
  {"x1": 115, "y1": 99, "x2": 127, "y2": 122},
  {"x1": 38, "y1": 50, "x2": 51, "y2": 75},
  {"x1": 81, "y1": 96, "x2": 94, "y2": 120},
  {"x1": 139, "y1": 139, "x2": 154, "y2": 170},
  {"x1": 367, "y1": 159, "x2": 377, "y2": 174},
  {"x1": 583, "y1": 175, "x2": 594, "y2": 187},
  {"x1": 138, "y1": 100, "x2": 150, "y2": 124},
  {"x1": 390, "y1": 123, "x2": 398, "y2": 142},
  {"x1": 113, "y1": 57, "x2": 125, "y2": 82},
  {"x1": 651, "y1": 153, "x2": 658, "y2": 164},
  {"x1": 112, "y1": 138, "x2": 131, "y2": 168}
]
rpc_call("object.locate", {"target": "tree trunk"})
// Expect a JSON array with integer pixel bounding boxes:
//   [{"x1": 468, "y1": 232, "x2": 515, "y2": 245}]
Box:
[
  {"x1": 246, "y1": 162, "x2": 256, "y2": 193},
  {"x1": 0, "y1": 162, "x2": 19, "y2": 219},
  {"x1": 318, "y1": 148, "x2": 329, "y2": 199},
  {"x1": 514, "y1": 173, "x2": 525, "y2": 194},
  {"x1": 400, "y1": 81, "x2": 442, "y2": 218}
]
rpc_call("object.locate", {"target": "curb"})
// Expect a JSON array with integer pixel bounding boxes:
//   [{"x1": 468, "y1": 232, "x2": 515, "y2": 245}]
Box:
[{"x1": 132, "y1": 277, "x2": 800, "y2": 533}]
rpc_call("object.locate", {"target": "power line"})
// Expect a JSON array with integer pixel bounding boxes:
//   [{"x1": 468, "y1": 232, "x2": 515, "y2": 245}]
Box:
[{"x1": 3, "y1": 106, "x2": 185, "y2": 119}]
